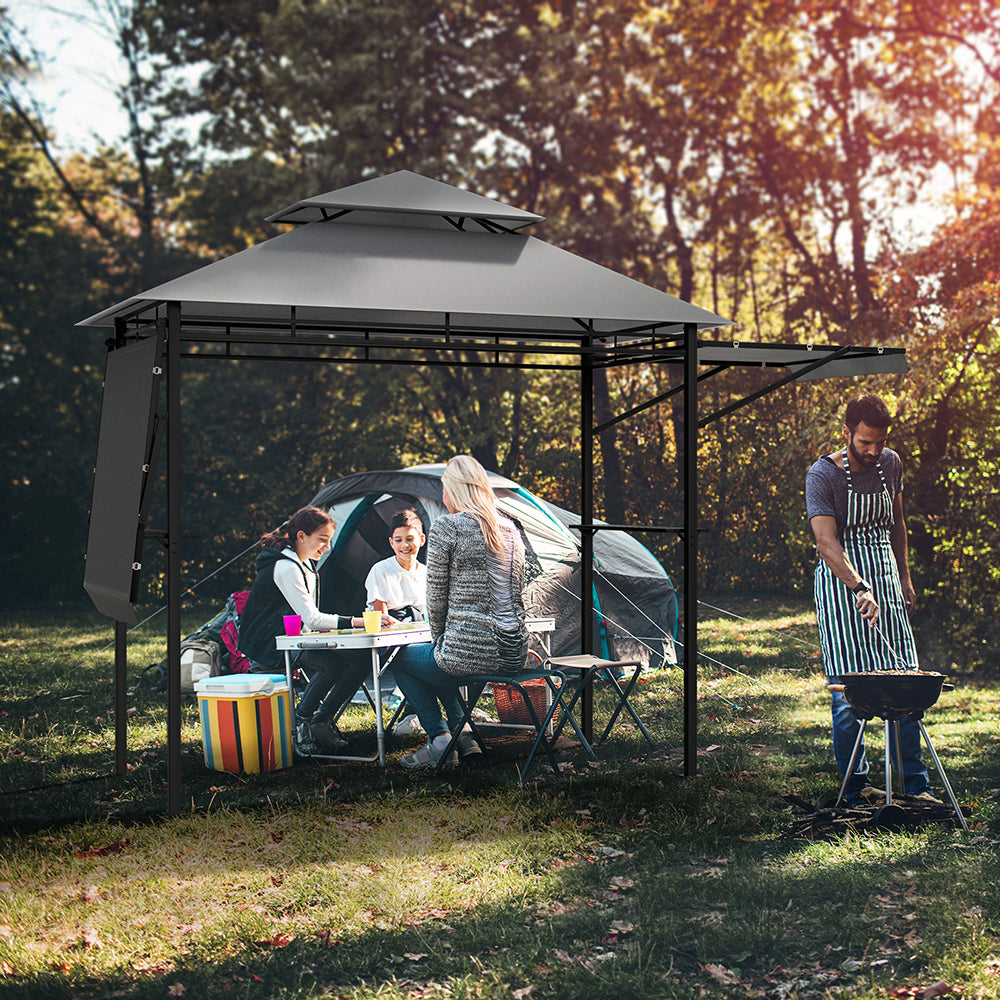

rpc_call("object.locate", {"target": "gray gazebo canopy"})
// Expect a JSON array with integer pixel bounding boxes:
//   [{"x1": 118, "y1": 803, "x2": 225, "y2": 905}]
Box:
[
  {"x1": 79, "y1": 170, "x2": 905, "y2": 812},
  {"x1": 82, "y1": 170, "x2": 729, "y2": 338}
]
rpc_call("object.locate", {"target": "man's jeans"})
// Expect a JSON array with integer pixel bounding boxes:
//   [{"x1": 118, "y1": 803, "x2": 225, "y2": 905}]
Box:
[{"x1": 831, "y1": 689, "x2": 931, "y2": 798}]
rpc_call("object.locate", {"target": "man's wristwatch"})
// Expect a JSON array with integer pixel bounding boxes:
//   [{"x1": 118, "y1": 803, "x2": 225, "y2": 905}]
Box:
[{"x1": 852, "y1": 581, "x2": 871, "y2": 595}]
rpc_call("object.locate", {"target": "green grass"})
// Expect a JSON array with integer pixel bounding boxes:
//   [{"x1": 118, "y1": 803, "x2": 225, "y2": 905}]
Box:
[{"x1": 1, "y1": 597, "x2": 999, "y2": 999}]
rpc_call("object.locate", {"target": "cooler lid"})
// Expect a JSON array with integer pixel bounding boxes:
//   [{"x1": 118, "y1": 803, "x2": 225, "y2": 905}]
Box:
[{"x1": 194, "y1": 673, "x2": 288, "y2": 696}]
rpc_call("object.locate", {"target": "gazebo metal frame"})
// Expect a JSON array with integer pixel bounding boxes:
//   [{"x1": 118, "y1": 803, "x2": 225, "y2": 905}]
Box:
[{"x1": 79, "y1": 172, "x2": 905, "y2": 812}]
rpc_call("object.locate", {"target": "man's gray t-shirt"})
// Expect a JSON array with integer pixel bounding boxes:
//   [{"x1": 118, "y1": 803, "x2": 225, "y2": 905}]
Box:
[{"x1": 805, "y1": 448, "x2": 903, "y2": 541}]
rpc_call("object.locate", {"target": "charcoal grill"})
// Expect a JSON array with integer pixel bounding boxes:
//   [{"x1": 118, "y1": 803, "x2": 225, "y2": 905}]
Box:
[{"x1": 827, "y1": 669, "x2": 967, "y2": 830}]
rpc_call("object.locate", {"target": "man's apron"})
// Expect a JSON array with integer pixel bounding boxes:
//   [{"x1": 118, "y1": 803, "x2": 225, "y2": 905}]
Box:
[{"x1": 814, "y1": 449, "x2": 919, "y2": 677}]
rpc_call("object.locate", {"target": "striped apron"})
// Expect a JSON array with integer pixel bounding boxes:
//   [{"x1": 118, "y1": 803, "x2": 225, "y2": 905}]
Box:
[{"x1": 814, "y1": 448, "x2": 919, "y2": 677}]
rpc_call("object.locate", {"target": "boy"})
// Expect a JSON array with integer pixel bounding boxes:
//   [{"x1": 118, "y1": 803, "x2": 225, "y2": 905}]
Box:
[
  {"x1": 365, "y1": 508, "x2": 427, "y2": 620},
  {"x1": 363, "y1": 508, "x2": 428, "y2": 734}
]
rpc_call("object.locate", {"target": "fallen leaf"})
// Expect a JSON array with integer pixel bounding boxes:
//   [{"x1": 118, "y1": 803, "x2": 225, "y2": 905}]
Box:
[
  {"x1": 404, "y1": 953, "x2": 428, "y2": 962},
  {"x1": 512, "y1": 988, "x2": 534, "y2": 999},
  {"x1": 609, "y1": 920, "x2": 635, "y2": 935},
  {"x1": 919, "y1": 982, "x2": 954, "y2": 999},
  {"x1": 167, "y1": 985, "x2": 185, "y2": 997},
  {"x1": 81, "y1": 928, "x2": 103, "y2": 950},
  {"x1": 595, "y1": 845, "x2": 626, "y2": 858},
  {"x1": 74, "y1": 838, "x2": 129, "y2": 859},
  {"x1": 610, "y1": 876, "x2": 635, "y2": 889},
  {"x1": 81, "y1": 884, "x2": 101, "y2": 903},
  {"x1": 703, "y1": 963, "x2": 739, "y2": 985},
  {"x1": 535, "y1": 901, "x2": 571, "y2": 916}
]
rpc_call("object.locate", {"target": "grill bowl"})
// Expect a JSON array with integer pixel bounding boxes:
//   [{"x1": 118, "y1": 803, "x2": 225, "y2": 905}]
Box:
[{"x1": 830, "y1": 670, "x2": 950, "y2": 718}]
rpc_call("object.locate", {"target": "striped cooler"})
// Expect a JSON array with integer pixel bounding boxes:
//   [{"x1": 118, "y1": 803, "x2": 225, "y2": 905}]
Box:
[{"x1": 195, "y1": 674, "x2": 293, "y2": 773}]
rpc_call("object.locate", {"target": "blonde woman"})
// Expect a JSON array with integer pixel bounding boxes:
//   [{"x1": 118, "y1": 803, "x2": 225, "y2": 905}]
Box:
[{"x1": 393, "y1": 455, "x2": 531, "y2": 768}]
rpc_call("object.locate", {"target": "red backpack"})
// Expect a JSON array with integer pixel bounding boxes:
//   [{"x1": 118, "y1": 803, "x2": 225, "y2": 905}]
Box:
[{"x1": 218, "y1": 590, "x2": 252, "y2": 673}]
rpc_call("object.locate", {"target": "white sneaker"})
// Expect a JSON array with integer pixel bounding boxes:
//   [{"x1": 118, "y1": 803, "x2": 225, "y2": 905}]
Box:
[
  {"x1": 400, "y1": 733, "x2": 453, "y2": 769},
  {"x1": 394, "y1": 713, "x2": 425, "y2": 737}
]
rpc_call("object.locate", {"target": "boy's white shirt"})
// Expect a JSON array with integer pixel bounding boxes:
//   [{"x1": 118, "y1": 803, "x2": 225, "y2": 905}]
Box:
[{"x1": 365, "y1": 556, "x2": 427, "y2": 611}]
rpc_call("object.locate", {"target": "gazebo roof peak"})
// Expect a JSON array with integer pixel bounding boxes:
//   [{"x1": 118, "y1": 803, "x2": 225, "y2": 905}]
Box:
[{"x1": 266, "y1": 169, "x2": 544, "y2": 232}]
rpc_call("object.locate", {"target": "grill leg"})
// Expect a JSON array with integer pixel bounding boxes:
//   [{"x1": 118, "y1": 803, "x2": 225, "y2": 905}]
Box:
[
  {"x1": 917, "y1": 720, "x2": 969, "y2": 832},
  {"x1": 834, "y1": 718, "x2": 868, "y2": 808},
  {"x1": 884, "y1": 718, "x2": 894, "y2": 805},
  {"x1": 891, "y1": 718, "x2": 906, "y2": 801}
]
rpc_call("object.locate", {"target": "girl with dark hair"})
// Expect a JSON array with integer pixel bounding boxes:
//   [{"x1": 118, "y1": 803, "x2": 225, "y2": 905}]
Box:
[{"x1": 238, "y1": 506, "x2": 387, "y2": 755}]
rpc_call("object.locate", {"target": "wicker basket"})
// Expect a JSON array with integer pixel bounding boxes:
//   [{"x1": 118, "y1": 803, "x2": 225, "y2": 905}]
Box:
[{"x1": 490, "y1": 678, "x2": 558, "y2": 725}]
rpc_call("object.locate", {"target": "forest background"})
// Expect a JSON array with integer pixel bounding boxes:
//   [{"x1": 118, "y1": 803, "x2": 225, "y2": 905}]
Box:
[{"x1": 1, "y1": 0, "x2": 998, "y2": 671}]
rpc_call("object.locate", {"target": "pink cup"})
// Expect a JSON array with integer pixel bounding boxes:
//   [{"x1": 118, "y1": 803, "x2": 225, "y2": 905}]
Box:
[{"x1": 283, "y1": 614, "x2": 302, "y2": 636}]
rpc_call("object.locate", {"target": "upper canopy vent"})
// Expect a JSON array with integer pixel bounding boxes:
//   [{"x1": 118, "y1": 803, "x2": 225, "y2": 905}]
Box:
[{"x1": 266, "y1": 169, "x2": 544, "y2": 232}]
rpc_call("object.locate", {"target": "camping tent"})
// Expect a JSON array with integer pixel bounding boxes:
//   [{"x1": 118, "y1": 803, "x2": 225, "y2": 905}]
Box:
[{"x1": 309, "y1": 465, "x2": 677, "y2": 668}]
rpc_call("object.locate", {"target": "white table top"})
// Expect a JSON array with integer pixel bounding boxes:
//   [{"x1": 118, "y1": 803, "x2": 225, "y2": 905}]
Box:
[{"x1": 275, "y1": 616, "x2": 555, "y2": 652}]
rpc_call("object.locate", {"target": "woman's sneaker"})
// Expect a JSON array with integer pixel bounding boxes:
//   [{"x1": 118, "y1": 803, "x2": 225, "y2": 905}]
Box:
[
  {"x1": 311, "y1": 720, "x2": 349, "y2": 751},
  {"x1": 294, "y1": 719, "x2": 318, "y2": 756},
  {"x1": 400, "y1": 733, "x2": 455, "y2": 769},
  {"x1": 457, "y1": 729, "x2": 482, "y2": 760}
]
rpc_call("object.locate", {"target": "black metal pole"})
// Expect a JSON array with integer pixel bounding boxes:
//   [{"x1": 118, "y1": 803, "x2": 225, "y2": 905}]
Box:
[
  {"x1": 166, "y1": 303, "x2": 182, "y2": 814},
  {"x1": 114, "y1": 620, "x2": 128, "y2": 775},
  {"x1": 581, "y1": 347, "x2": 594, "y2": 741},
  {"x1": 112, "y1": 317, "x2": 129, "y2": 778},
  {"x1": 683, "y1": 322, "x2": 698, "y2": 776}
]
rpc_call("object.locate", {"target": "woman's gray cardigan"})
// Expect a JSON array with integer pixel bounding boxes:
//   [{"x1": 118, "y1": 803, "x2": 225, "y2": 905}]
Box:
[{"x1": 426, "y1": 511, "x2": 529, "y2": 677}]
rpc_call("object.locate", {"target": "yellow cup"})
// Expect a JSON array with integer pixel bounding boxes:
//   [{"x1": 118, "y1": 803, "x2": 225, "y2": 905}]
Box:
[{"x1": 362, "y1": 610, "x2": 382, "y2": 633}]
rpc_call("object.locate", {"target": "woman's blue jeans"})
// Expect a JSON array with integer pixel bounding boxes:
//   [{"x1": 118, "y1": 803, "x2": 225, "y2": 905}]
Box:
[
  {"x1": 831, "y1": 689, "x2": 931, "y2": 797},
  {"x1": 390, "y1": 642, "x2": 465, "y2": 738}
]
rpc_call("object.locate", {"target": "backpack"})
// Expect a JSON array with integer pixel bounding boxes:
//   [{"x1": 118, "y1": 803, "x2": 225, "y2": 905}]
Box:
[
  {"x1": 179, "y1": 635, "x2": 222, "y2": 691},
  {"x1": 147, "y1": 591, "x2": 254, "y2": 693}
]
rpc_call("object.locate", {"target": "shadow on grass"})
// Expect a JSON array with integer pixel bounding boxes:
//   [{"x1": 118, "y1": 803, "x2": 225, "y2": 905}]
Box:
[{"x1": 2, "y1": 772, "x2": 995, "y2": 1000}]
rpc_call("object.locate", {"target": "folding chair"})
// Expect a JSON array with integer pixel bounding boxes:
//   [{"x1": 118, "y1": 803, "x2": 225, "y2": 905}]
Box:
[
  {"x1": 435, "y1": 661, "x2": 596, "y2": 777},
  {"x1": 544, "y1": 654, "x2": 655, "y2": 749}
]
